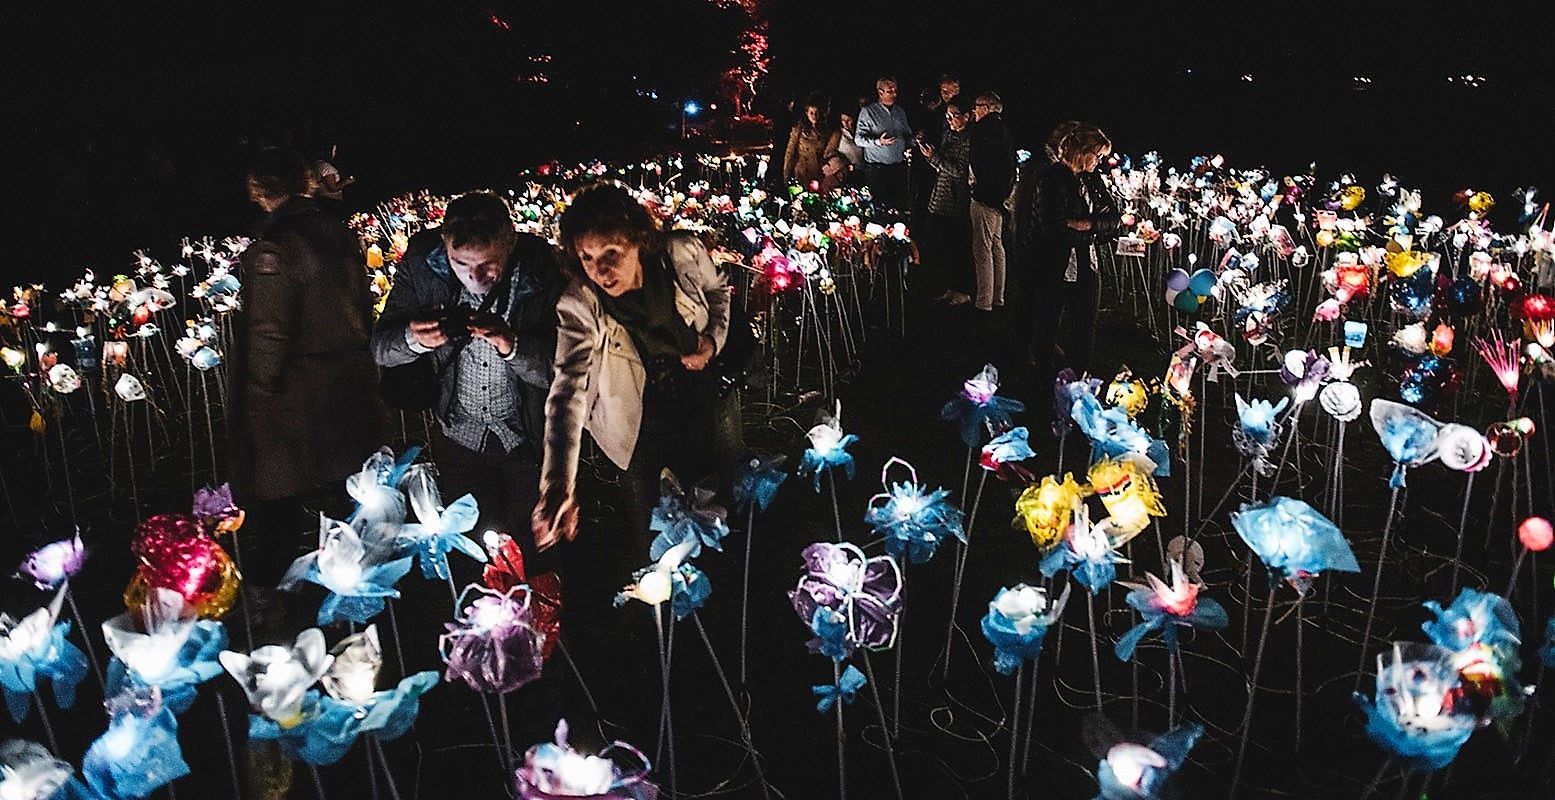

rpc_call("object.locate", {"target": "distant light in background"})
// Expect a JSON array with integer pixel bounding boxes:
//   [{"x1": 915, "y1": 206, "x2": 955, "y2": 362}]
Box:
[{"x1": 684, "y1": 100, "x2": 702, "y2": 116}]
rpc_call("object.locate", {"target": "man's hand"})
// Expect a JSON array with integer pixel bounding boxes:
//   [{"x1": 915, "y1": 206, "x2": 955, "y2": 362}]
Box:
[
  {"x1": 409, "y1": 316, "x2": 449, "y2": 349},
  {"x1": 880, "y1": 133, "x2": 897, "y2": 147},
  {"x1": 468, "y1": 312, "x2": 516, "y2": 356},
  {"x1": 681, "y1": 334, "x2": 715, "y2": 371},
  {"x1": 532, "y1": 491, "x2": 580, "y2": 551},
  {"x1": 1066, "y1": 219, "x2": 1094, "y2": 232},
  {"x1": 917, "y1": 142, "x2": 935, "y2": 159}
]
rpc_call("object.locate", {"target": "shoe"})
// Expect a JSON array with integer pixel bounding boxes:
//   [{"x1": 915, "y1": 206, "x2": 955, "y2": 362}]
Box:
[
  {"x1": 947, "y1": 293, "x2": 971, "y2": 306},
  {"x1": 933, "y1": 290, "x2": 953, "y2": 302}
]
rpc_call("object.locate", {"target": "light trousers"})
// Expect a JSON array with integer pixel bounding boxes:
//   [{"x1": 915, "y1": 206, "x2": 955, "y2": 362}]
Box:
[{"x1": 970, "y1": 199, "x2": 1007, "y2": 309}]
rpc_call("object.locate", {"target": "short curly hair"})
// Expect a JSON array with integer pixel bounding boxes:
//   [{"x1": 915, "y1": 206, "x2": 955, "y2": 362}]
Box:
[{"x1": 558, "y1": 183, "x2": 664, "y2": 263}]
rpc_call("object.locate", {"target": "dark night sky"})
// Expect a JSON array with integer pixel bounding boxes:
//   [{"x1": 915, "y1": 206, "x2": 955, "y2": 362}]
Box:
[{"x1": 5, "y1": 1, "x2": 1551, "y2": 283}]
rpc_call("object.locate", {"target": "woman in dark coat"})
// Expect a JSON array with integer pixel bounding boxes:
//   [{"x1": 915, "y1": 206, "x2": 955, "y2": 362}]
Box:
[
  {"x1": 230, "y1": 148, "x2": 385, "y2": 586},
  {"x1": 1021, "y1": 126, "x2": 1120, "y2": 407}
]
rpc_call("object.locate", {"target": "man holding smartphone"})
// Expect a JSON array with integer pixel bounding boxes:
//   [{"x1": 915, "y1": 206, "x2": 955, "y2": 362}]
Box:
[{"x1": 372, "y1": 191, "x2": 561, "y2": 556}]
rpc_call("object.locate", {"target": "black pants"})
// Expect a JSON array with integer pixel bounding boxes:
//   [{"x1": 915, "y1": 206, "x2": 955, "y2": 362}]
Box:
[
  {"x1": 1029, "y1": 268, "x2": 1100, "y2": 392},
  {"x1": 928, "y1": 214, "x2": 973, "y2": 297},
  {"x1": 619, "y1": 385, "x2": 743, "y2": 549},
  {"x1": 863, "y1": 162, "x2": 911, "y2": 215},
  {"x1": 240, "y1": 484, "x2": 344, "y2": 587},
  {"x1": 431, "y1": 429, "x2": 542, "y2": 567}
]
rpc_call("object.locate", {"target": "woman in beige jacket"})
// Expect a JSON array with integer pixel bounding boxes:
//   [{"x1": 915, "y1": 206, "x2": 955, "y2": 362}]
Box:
[
  {"x1": 783, "y1": 96, "x2": 842, "y2": 187},
  {"x1": 533, "y1": 184, "x2": 739, "y2": 549}
]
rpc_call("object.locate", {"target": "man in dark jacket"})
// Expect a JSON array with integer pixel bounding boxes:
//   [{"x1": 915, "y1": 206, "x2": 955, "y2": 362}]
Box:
[
  {"x1": 231, "y1": 148, "x2": 386, "y2": 587},
  {"x1": 372, "y1": 191, "x2": 561, "y2": 558},
  {"x1": 968, "y1": 91, "x2": 1015, "y2": 311}
]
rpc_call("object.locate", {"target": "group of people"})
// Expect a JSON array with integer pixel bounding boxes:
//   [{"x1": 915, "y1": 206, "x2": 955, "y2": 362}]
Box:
[
  {"x1": 230, "y1": 151, "x2": 742, "y2": 609},
  {"x1": 781, "y1": 74, "x2": 1121, "y2": 405}
]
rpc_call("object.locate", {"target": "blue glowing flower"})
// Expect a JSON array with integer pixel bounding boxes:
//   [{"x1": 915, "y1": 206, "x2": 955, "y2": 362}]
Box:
[
  {"x1": 649, "y1": 470, "x2": 730, "y2": 561},
  {"x1": 1232, "y1": 496, "x2": 1360, "y2": 589},
  {"x1": 1114, "y1": 562, "x2": 1229, "y2": 662},
  {"x1": 0, "y1": 590, "x2": 88, "y2": 723},
  {"x1": 1039, "y1": 507, "x2": 1127, "y2": 595},
  {"x1": 941, "y1": 364, "x2": 1027, "y2": 448},
  {"x1": 864, "y1": 458, "x2": 965, "y2": 565},
  {"x1": 1095, "y1": 723, "x2": 1203, "y2": 800},
  {"x1": 733, "y1": 452, "x2": 789, "y2": 514},
  {"x1": 1071, "y1": 392, "x2": 1171, "y2": 477},
  {"x1": 102, "y1": 589, "x2": 228, "y2": 716},
  {"x1": 1369, "y1": 399, "x2": 1444, "y2": 488},
  {"x1": 980, "y1": 583, "x2": 1070, "y2": 675},
  {"x1": 83, "y1": 693, "x2": 188, "y2": 799},
  {"x1": 798, "y1": 403, "x2": 859, "y2": 492},
  {"x1": 279, "y1": 517, "x2": 415, "y2": 626},
  {"x1": 1356, "y1": 642, "x2": 1476, "y2": 772},
  {"x1": 397, "y1": 490, "x2": 486, "y2": 582},
  {"x1": 812, "y1": 664, "x2": 866, "y2": 713}
]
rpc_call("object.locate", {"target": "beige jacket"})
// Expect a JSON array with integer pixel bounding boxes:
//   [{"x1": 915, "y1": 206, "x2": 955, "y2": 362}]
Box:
[{"x1": 540, "y1": 235, "x2": 730, "y2": 498}]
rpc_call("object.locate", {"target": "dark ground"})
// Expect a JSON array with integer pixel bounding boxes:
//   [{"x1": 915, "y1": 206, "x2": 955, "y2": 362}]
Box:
[{"x1": 4, "y1": 254, "x2": 1553, "y2": 799}]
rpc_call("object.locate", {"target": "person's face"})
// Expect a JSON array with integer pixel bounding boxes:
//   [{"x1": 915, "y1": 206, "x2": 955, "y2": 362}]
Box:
[
  {"x1": 972, "y1": 100, "x2": 992, "y2": 122},
  {"x1": 945, "y1": 105, "x2": 968, "y2": 133},
  {"x1": 877, "y1": 82, "x2": 898, "y2": 105},
  {"x1": 1068, "y1": 150, "x2": 1102, "y2": 173},
  {"x1": 246, "y1": 177, "x2": 284, "y2": 213},
  {"x1": 840, "y1": 112, "x2": 856, "y2": 132},
  {"x1": 573, "y1": 232, "x2": 644, "y2": 297},
  {"x1": 939, "y1": 81, "x2": 960, "y2": 103},
  {"x1": 445, "y1": 236, "x2": 514, "y2": 295},
  {"x1": 805, "y1": 105, "x2": 821, "y2": 126}
]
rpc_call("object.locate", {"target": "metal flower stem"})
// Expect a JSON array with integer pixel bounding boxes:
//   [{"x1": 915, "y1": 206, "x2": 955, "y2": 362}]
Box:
[
  {"x1": 1507, "y1": 545, "x2": 1531, "y2": 598},
  {"x1": 828, "y1": 469, "x2": 844, "y2": 542},
  {"x1": 834, "y1": 659, "x2": 847, "y2": 800},
  {"x1": 654, "y1": 604, "x2": 678, "y2": 800},
  {"x1": 859, "y1": 652, "x2": 903, "y2": 800},
  {"x1": 1020, "y1": 659, "x2": 1040, "y2": 777},
  {"x1": 1007, "y1": 662, "x2": 1025, "y2": 800},
  {"x1": 309, "y1": 764, "x2": 328, "y2": 800},
  {"x1": 499, "y1": 692, "x2": 515, "y2": 775},
  {"x1": 892, "y1": 558, "x2": 906, "y2": 739},
  {"x1": 371, "y1": 737, "x2": 403, "y2": 800},
  {"x1": 1450, "y1": 473, "x2": 1475, "y2": 596},
  {"x1": 1355, "y1": 484, "x2": 1402, "y2": 691},
  {"x1": 1230, "y1": 582, "x2": 1278, "y2": 799},
  {"x1": 943, "y1": 467, "x2": 988, "y2": 681},
  {"x1": 692, "y1": 613, "x2": 770, "y2": 800},
  {"x1": 367, "y1": 734, "x2": 381, "y2": 800},
  {"x1": 385, "y1": 599, "x2": 407, "y2": 680},
  {"x1": 34, "y1": 693, "x2": 59, "y2": 754},
  {"x1": 62, "y1": 582, "x2": 105, "y2": 694},
  {"x1": 1167, "y1": 646, "x2": 1177, "y2": 728},
  {"x1": 741, "y1": 502, "x2": 756, "y2": 685},
  {"x1": 1295, "y1": 592, "x2": 1306, "y2": 752},
  {"x1": 215, "y1": 691, "x2": 243, "y2": 800},
  {"x1": 1086, "y1": 589, "x2": 1102, "y2": 712}
]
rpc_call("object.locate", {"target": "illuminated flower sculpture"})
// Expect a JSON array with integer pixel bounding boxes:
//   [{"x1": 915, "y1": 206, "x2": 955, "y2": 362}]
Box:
[
  {"x1": 1014, "y1": 473, "x2": 1088, "y2": 553},
  {"x1": 798, "y1": 402, "x2": 859, "y2": 492},
  {"x1": 16, "y1": 533, "x2": 86, "y2": 591},
  {"x1": 1540, "y1": 616, "x2": 1555, "y2": 668},
  {"x1": 514, "y1": 720, "x2": 657, "y2": 800},
  {"x1": 346, "y1": 447, "x2": 419, "y2": 533},
  {"x1": 192, "y1": 483, "x2": 245, "y2": 535},
  {"x1": 1232, "y1": 394, "x2": 1288, "y2": 476},
  {"x1": 82, "y1": 689, "x2": 188, "y2": 799},
  {"x1": 0, "y1": 590, "x2": 88, "y2": 722},
  {"x1": 226, "y1": 626, "x2": 439, "y2": 765},
  {"x1": 732, "y1": 452, "x2": 789, "y2": 515},
  {"x1": 1053, "y1": 370, "x2": 1102, "y2": 439},
  {"x1": 279, "y1": 516, "x2": 414, "y2": 626},
  {"x1": 980, "y1": 426, "x2": 1036, "y2": 483},
  {"x1": 941, "y1": 364, "x2": 1026, "y2": 448},
  {"x1": 0, "y1": 739, "x2": 96, "y2": 800},
  {"x1": 1420, "y1": 589, "x2": 1526, "y2": 729},
  {"x1": 1114, "y1": 560, "x2": 1229, "y2": 661},
  {"x1": 1369, "y1": 399, "x2": 1444, "y2": 488},
  {"x1": 1094, "y1": 723, "x2": 1204, "y2": 800},
  {"x1": 648, "y1": 471, "x2": 730, "y2": 561},
  {"x1": 1087, "y1": 458, "x2": 1166, "y2": 540},
  {"x1": 864, "y1": 458, "x2": 965, "y2": 565},
  {"x1": 397, "y1": 476, "x2": 485, "y2": 582},
  {"x1": 481, "y1": 532, "x2": 562, "y2": 662},
  {"x1": 980, "y1": 583, "x2": 1070, "y2": 675},
  {"x1": 124, "y1": 514, "x2": 241, "y2": 620},
  {"x1": 442, "y1": 585, "x2": 546, "y2": 694},
  {"x1": 1356, "y1": 643, "x2": 1477, "y2": 771},
  {"x1": 1231, "y1": 497, "x2": 1360, "y2": 590},
  {"x1": 1071, "y1": 391, "x2": 1171, "y2": 477},
  {"x1": 789, "y1": 542, "x2": 903, "y2": 659},
  {"x1": 101, "y1": 588, "x2": 228, "y2": 715},
  {"x1": 812, "y1": 664, "x2": 867, "y2": 713},
  {"x1": 1040, "y1": 507, "x2": 1128, "y2": 595},
  {"x1": 617, "y1": 542, "x2": 710, "y2": 623}
]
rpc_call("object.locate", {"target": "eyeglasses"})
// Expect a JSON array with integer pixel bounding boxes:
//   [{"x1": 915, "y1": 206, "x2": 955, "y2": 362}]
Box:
[{"x1": 973, "y1": 103, "x2": 990, "y2": 109}]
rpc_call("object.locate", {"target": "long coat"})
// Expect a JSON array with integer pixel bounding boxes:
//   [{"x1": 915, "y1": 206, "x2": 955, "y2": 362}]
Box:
[{"x1": 230, "y1": 197, "x2": 385, "y2": 501}]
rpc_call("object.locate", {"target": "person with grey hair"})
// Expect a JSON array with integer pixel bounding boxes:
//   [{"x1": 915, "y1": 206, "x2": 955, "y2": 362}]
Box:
[
  {"x1": 853, "y1": 76, "x2": 914, "y2": 213},
  {"x1": 968, "y1": 91, "x2": 1015, "y2": 311}
]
